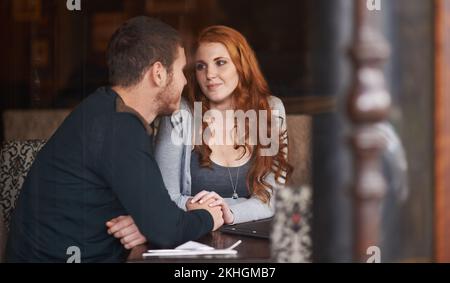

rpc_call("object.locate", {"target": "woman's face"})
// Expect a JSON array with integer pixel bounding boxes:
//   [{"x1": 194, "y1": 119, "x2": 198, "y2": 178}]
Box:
[{"x1": 195, "y1": 42, "x2": 239, "y2": 109}]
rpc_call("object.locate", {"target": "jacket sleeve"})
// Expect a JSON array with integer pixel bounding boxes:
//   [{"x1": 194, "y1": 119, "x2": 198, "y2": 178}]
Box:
[
  {"x1": 229, "y1": 96, "x2": 288, "y2": 224},
  {"x1": 154, "y1": 101, "x2": 192, "y2": 210},
  {"x1": 103, "y1": 113, "x2": 213, "y2": 248}
]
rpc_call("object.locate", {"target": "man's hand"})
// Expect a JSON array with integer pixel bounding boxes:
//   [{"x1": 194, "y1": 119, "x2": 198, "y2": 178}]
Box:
[
  {"x1": 189, "y1": 191, "x2": 235, "y2": 224},
  {"x1": 186, "y1": 197, "x2": 224, "y2": 231},
  {"x1": 106, "y1": 215, "x2": 147, "y2": 249}
]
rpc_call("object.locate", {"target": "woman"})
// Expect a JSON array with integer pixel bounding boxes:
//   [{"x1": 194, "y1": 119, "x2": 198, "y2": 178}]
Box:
[{"x1": 107, "y1": 25, "x2": 292, "y2": 249}]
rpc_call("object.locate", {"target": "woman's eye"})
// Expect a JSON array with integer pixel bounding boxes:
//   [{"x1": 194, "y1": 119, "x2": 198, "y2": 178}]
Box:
[
  {"x1": 216, "y1": 60, "x2": 227, "y2": 66},
  {"x1": 195, "y1": 63, "x2": 206, "y2": 71}
]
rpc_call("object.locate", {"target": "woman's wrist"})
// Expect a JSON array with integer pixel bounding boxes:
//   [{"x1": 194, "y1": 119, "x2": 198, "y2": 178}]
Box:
[{"x1": 227, "y1": 209, "x2": 235, "y2": 224}]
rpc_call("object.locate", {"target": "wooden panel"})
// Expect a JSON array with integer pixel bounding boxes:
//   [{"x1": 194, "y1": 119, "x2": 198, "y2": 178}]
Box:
[
  {"x1": 434, "y1": 0, "x2": 450, "y2": 263},
  {"x1": 281, "y1": 96, "x2": 337, "y2": 115}
]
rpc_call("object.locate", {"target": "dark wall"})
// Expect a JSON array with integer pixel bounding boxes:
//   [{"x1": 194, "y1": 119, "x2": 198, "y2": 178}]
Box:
[
  {"x1": 0, "y1": 0, "x2": 313, "y2": 112},
  {"x1": 216, "y1": 0, "x2": 311, "y2": 97},
  {"x1": 0, "y1": 0, "x2": 313, "y2": 141}
]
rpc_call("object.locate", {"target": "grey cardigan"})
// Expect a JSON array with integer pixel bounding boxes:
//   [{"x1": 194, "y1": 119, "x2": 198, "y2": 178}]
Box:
[{"x1": 154, "y1": 96, "x2": 287, "y2": 224}]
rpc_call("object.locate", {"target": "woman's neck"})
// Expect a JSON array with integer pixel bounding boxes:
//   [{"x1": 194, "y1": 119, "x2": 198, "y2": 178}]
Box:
[{"x1": 209, "y1": 96, "x2": 234, "y2": 111}]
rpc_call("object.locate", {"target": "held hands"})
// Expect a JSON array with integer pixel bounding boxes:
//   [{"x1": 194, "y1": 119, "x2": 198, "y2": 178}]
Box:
[
  {"x1": 106, "y1": 204, "x2": 224, "y2": 249},
  {"x1": 106, "y1": 191, "x2": 232, "y2": 249},
  {"x1": 186, "y1": 196, "x2": 224, "y2": 231},
  {"x1": 106, "y1": 216, "x2": 147, "y2": 250},
  {"x1": 188, "y1": 190, "x2": 235, "y2": 225}
]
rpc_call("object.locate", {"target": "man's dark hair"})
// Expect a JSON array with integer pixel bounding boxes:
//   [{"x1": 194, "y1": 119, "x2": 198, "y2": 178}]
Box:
[{"x1": 106, "y1": 16, "x2": 182, "y2": 87}]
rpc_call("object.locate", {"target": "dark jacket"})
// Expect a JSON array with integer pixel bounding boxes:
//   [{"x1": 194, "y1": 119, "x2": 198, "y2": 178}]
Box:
[{"x1": 6, "y1": 87, "x2": 213, "y2": 262}]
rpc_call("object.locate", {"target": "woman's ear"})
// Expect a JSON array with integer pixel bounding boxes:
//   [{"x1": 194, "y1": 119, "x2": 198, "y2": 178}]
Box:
[{"x1": 150, "y1": 61, "x2": 167, "y2": 87}]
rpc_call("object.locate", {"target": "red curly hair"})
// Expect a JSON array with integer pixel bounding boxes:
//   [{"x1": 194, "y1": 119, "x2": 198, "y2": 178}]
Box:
[{"x1": 185, "y1": 25, "x2": 292, "y2": 203}]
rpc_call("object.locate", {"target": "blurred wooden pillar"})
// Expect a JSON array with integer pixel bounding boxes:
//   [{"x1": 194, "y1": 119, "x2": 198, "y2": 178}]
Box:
[
  {"x1": 434, "y1": 0, "x2": 450, "y2": 263},
  {"x1": 311, "y1": 0, "x2": 354, "y2": 262},
  {"x1": 348, "y1": 0, "x2": 391, "y2": 262}
]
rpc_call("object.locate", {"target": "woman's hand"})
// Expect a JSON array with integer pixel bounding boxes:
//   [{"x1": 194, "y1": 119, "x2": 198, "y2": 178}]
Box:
[
  {"x1": 106, "y1": 215, "x2": 147, "y2": 249},
  {"x1": 190, "y1": 190, "x2": 235, "y2": 224}
]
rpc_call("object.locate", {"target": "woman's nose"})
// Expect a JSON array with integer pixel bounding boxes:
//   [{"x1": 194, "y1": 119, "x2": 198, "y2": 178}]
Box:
[{"x1": 206, "y1": 66, "x2": 217, "y2": 79}]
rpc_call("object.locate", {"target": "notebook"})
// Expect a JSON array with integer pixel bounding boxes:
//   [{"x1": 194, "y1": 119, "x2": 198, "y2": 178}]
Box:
[{"x1": 219, "y1": 217, "x2": 273, "y2": 239}]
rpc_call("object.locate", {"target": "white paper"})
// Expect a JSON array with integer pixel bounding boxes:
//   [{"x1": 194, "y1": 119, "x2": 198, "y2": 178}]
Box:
[
  {"x1": 175, "y1": 241, "x2": 215, "y2": 251},
  {"x1": 143, "y1": 240, "x2": 241, "y2": 257},
  {"x1": 142, "y1": 249, "x2": 237, "y2": 257}
]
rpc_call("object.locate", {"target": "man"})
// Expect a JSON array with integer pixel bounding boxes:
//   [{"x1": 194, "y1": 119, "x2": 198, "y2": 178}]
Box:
[{"x1": 6, "y1": 16, "x2": 224, "y2": 263}]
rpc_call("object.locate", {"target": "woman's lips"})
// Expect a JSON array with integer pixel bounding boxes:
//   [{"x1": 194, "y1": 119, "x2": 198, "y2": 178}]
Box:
[{"x1": 206, "y1": 83, "x2": 222, "y2": 90}]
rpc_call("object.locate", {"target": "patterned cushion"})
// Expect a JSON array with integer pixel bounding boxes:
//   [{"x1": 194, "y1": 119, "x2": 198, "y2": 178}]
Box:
[
  {"x1": 270, "y1": 115, "x2": 312, "y2": 262},
  {"x1": 0, "y1": 140, "x2": 46, "y2": 230},
  {"x1": 271, "y1": 185, "x2": 312, "y2": 262},
  {"x1": 0, "y1": 209, "x2": 6, "y2": 262}
]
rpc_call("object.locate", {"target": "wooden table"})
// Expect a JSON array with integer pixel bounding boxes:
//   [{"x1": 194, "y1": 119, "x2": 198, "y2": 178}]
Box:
[{"x1": 127, "y1": 231, "x2": 272, "y2": 263}]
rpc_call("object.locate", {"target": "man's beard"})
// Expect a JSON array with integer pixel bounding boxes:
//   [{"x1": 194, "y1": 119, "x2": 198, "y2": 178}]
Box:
[{"x1": 157, "y1": 77, "x2": 179, "y2": 115}]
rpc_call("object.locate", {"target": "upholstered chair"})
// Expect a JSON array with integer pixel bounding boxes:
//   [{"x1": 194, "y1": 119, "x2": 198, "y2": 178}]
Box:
[{"x1": 0, "y1": 140, "x2": 46, "y2": 262}]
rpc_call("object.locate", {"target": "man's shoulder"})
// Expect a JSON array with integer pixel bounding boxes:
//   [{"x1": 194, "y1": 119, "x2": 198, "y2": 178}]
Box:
[
  {"x1": 113, "y1": 112, "x2": 149, "y2": 133},
  {"x1": 82, "y1": 86, "x2": 116, "y2": 108},
  {"x1": 65, "y1": 87, "x2": 149, "y2": 142},
  {"x1": 68, "y1": 86, "x2": 116, "y2": 119}
]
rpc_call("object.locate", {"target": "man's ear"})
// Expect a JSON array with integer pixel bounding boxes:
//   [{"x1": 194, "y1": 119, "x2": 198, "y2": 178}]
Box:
[{"x1": 150, "y1": 61, "x2": 167, "y2": 87}]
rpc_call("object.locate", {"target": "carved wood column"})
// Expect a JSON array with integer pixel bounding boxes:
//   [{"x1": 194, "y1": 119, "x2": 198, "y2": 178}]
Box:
[{"x1": 348, "y1": 0, "x2": 391, "y2": 262}]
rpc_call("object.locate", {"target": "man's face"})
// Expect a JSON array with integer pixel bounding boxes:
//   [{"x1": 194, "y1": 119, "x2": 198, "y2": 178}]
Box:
[{"x1": 158, "y1": 46, "x2": 187, "y2": 115}]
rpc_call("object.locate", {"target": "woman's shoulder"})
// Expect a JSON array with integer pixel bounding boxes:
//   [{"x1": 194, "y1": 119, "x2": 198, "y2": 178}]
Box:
[
  {"x1": 267, "y1": 95, "x2": 286, "y2": 114},
  {"x1": 170, "y1": 97, "x2": 192, "y2": 121},
  {"x1": 179, "y1": 97, "x2": 192, "y2": 112},
  {"x1": 156, "y1": 97, "x2": 192, "y2": 134}
]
